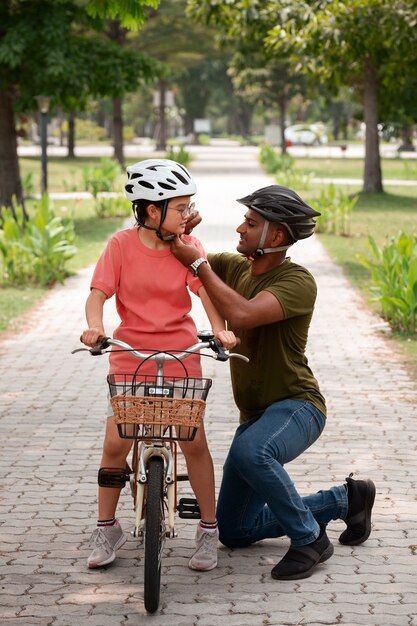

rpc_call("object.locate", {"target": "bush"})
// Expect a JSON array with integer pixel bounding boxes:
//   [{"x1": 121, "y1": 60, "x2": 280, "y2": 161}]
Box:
[
  {"x1": 312, "y1": 184, "x2": 358, "y2": 236},
  {"x1": 357, "y1": 233, "x2": 417, "y2": 334},
  {"x1": 0, "y1": 195, "x2": 77, "y2": 286},
  {"x1": 258, "y1": 144, "x2": 312, "y2": 189},
  {"x1": 82, "y1": 158, "x2": 124, "y2": 217},
  {"x1": 165, "y1": 145, "x2": 192, "y2": 167},
  {"x1": 94, "y1": 195, "x2": 131, "y2": 219}
]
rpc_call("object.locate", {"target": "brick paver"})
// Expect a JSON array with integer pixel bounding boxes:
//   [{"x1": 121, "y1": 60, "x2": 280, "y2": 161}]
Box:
[{"x1": 1, "y1": 151, "x2": 416, "y2": 625}]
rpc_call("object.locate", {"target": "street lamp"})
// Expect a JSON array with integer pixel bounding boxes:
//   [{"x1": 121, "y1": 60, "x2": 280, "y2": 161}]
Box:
[{"x1": 36, "y1": 95, "x2": 51, "y2": 194}]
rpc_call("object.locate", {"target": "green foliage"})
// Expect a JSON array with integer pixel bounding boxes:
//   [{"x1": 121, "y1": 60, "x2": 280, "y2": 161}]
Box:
[
  {"x1": 165, "y1": 145, "x2": 192, "y2": 167},
  {"x1": 357, "y1": 233, "x2": 417, "y2": 334},
  {"x1": 83, "y1": 158, "x2": 122, "y2": 197},
  {"x1": 75, "y1": 119, "x2": 108, "y2": 142},
  {"x1": 0, "y1": 196, "x2": 77, "y2": 286},
  {"x1": 312, "y1": 183, "x2": 358, "y2": 236},
  {"x1": 21, "y1": 172, "x2": 36, "y2": 199},
  {"x1": 82, "y1": 158, "x2": 126, "y2": 217},
  {"x1": 93, "y1": 195, "x2": 131, "y2": 219},
  {"x1": 259, "y1": 143, "x2": 294, "y2": 175},
  {"x1": 258, "y1": 143, "x2": 311, "y2": 189},
  {"x1": 86, "y1": 0, "x2": 161, "y2": 29}
]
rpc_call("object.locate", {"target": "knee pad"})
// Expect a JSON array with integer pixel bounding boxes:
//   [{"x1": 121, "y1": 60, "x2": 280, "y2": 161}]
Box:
[{"x1": 98, "y1": 465, "x2": 131, "y2": 488}]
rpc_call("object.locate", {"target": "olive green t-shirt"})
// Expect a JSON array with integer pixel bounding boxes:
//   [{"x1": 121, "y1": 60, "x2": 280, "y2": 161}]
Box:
[{"x1": 208, "y1": 253, "x2": 326, "y2": 422}]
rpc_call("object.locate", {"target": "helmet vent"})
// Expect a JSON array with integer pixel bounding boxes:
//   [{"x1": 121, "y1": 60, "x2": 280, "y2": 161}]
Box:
[
  {"x1": 158, "y1": 182, "x2": 176, "y2": 190},
  {"x1": 138, "y1": 181, "x2": 155, "y2": 190},
  {"x1": 171, "y1": 170, "x2": 189, "y2": 185},
  {"x1": 130, "y1": 173, "x2": 143, "y2": 179},
  {"x1": 125, "y1": 184, "x2": 134, "y2": 194}
]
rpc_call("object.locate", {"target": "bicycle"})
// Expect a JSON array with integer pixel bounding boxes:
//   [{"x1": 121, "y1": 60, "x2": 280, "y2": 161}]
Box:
[{"x1": 72, "y1": 331, "x2": 248, "y2": 614}]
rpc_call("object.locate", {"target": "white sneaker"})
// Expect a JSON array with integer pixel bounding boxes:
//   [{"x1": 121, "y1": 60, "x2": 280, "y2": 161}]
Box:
[
  {"x1": 188, "y1": 524, "x2": 219, "y2": 571},
  {"x1": 87, "y1": 520, "x2": 127, "y2": 568}
]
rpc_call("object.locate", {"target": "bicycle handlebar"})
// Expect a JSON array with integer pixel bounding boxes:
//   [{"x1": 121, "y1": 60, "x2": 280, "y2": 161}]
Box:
[{"x1": 72, "y1": 335, "x2": 249, "y2": 364}]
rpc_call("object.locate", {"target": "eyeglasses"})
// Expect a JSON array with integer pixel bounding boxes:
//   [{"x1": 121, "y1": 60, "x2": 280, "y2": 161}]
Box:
[{"x1": 167, "y1": 202, "x2": 195, "y2": 218}]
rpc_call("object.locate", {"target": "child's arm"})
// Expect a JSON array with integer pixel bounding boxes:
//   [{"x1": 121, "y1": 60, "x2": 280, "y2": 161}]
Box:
[
  {"x1": 198, "y1": 286, "x2": 238, "y2": 350},
  {"x1": 80, "y1": 288, "x2": 107, "y2": 347}
]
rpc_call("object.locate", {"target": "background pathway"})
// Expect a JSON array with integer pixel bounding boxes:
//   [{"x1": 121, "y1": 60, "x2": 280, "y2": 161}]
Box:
[{"x1": 1, "y1": 148, "x2": 416, "y2": 625}]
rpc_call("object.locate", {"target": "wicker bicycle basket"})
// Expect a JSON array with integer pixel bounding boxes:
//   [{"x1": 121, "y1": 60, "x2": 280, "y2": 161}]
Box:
[{"x1": 107, "y1": 374, "x2": 212, "y2": 441}]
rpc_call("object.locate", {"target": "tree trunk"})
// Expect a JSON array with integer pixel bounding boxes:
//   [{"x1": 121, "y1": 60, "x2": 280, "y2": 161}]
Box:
[
  {"x1": 0, "y1": 89, "x2": 25, "y2": 214},
  {"x1": 363, "y1": 57, "x2": 383, "y2": 193},
  {"x1": 67, "y1": 111, "x2": 75, "y2": 158},
  {"x1": 156, "y1": 79, "x2": 167, "y2": 151},
  {"x1": 278, "y1": 91, "x2": 287, "y2": 156},
  {"x1": 398, "y1": 123, "x2": 415, "y2": 152},
  {"x1": 107, "y1": 19, "x2": 127, "y2": 165},
  {"x1": 112, "y1": 97, "x2": 125, "y2": 167}
]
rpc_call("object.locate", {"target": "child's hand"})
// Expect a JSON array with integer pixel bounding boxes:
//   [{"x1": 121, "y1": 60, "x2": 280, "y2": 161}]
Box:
[
  {"x1": 215, "y1": 330, "x2": 239, "y2": 350},
  {"x1": 80, "y1": 327, "x2": 106, "y2": 347}
]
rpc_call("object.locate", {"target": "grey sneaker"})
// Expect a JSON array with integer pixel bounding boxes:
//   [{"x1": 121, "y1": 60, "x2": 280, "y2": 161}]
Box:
[
  {"x1": 188, "y1": 524, "x2": 219, "y2": 571},
  {"x1": 87, "y1": 520, "x2": 127, "y2": 569}
]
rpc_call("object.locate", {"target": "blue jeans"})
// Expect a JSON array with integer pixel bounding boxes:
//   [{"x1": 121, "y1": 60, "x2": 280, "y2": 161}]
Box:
[{"x1": 216, "y1": 399, "x2": 348, "y2": 547}]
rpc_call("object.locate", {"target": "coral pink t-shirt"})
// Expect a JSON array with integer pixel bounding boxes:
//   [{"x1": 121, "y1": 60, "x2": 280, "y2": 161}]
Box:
[{"x1": 90, "y1": 227, "x2": 205, "y2": 378}]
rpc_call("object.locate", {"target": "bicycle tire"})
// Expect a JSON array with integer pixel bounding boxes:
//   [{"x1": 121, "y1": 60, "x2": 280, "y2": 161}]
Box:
[{"x1": 144, "y1": 456, "x2": 165, "y2": 614}]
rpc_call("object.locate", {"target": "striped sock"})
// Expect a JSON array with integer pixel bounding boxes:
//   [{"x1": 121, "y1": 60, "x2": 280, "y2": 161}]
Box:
[
  {"x1": 97, "y1": 517, "x2": 116, "y2": 527},
  {"x1": 200, "y1": 520, "x2": 218, "y2": 533}
]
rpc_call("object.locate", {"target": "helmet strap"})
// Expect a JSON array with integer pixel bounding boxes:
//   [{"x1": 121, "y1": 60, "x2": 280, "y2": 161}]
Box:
[
  {"x1": 135, "y1": 199, "x2": 175, "y2": 242},
  {"x1": 252, "y1": 219, "x2": 292, "y2": 258}
]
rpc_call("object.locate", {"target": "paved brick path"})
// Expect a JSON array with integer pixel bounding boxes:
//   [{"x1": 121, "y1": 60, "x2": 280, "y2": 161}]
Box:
[{"x1": 1, "y1": 153, "x2": 416, "y2": 625}]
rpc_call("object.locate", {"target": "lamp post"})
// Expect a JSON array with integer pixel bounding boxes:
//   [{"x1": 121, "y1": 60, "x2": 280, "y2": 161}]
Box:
[{"x1": 36, "y1": 95, "x2": 51, "y2": 194}]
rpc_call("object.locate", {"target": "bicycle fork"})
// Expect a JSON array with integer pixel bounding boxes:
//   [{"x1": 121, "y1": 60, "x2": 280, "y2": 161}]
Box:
[{"x1": 134, "y1": 442, "x2": 177, "y2": 539}]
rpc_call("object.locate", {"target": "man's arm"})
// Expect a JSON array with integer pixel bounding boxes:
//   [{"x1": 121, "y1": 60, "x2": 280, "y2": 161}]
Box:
[{"x1": 171, "y1": 236, "x2": 284, "y2": 330}]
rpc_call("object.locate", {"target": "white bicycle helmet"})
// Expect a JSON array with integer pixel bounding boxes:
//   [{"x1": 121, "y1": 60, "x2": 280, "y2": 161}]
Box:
[
  {"x1": 125, "y1": 159, "x2": 196, "y2": 202},
  {"x1": 124, "y1": 159, "x2": 197, "y2": 241}
]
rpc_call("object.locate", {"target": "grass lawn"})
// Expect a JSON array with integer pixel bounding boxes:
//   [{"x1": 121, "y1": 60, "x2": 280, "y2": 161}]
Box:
[{"x1": 296, "y1": 157, "x2": 417, "y2": 180}]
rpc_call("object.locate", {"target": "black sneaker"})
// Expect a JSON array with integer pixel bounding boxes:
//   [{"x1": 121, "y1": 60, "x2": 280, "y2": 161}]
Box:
[
  {"x1": 339, "y1": 473, "x2": 376, "y2": 546},
  {"x1": 271, "y1": 526, "x2": 334, "y2": 580}
]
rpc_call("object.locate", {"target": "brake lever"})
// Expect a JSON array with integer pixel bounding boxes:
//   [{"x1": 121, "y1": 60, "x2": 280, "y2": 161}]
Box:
[{"x1": 209, "y1": 339, "x2": 229, "y2": 362}]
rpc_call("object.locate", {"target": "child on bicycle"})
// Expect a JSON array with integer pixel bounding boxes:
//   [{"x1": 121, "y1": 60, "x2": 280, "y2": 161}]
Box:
[{"x1": 80, "y1": 158, "x2": 237, "y2": 572}]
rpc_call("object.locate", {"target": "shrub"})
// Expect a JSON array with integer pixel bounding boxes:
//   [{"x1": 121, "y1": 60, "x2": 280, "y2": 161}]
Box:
[
  {"x1": 82, "y1": 158, "x2": 124, "y2": 217},
  {"x1": 0, "y1": 195, "x2": 77, "y2": 286},
  {"x1": 357, "y1": 233, "x2": 417, "y2": 334},
  {"x1": 165, "y1": 145, "x2": 192, "y2": 167},
  {"x1": 312, "y1": 184, "x2": 358, "y2": 236}
]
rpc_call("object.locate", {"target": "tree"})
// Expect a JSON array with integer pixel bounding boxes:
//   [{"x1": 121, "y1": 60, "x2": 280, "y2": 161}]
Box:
[
  {"x1": 0, "y1": 0, "x2": 159, "y2": 209},
  {"x1": 188, "y1": 0, "x2": 417, "y2": 193},
  {"x1": 136, "y1": 0, "x2": 234, "y2": 145}
]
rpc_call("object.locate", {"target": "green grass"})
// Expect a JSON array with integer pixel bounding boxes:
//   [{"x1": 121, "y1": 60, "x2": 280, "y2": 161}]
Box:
[{"x1": 296, "y1": 156, "x2": 417, "y2": 180}]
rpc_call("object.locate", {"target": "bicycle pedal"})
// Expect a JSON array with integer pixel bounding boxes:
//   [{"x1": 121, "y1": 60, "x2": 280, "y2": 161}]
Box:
[{"x1": 177, "y1": 497, "x2": 201, "y2": 519}]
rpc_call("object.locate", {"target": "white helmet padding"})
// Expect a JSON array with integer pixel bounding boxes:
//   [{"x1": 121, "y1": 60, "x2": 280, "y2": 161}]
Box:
[{"x1": 125, "y1": 159, "x2": 196, "y2": 202}]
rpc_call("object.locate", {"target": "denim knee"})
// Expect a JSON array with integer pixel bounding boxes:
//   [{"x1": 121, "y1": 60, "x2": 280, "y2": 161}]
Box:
[{"x1": 217, "y1": 519, "x2": 253, "y2": 548}]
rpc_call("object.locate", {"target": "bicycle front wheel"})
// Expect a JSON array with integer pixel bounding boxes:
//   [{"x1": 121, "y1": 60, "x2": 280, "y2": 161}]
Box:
[{"x1": 144, "y1": 456, "x2": 165, "y2": 614}]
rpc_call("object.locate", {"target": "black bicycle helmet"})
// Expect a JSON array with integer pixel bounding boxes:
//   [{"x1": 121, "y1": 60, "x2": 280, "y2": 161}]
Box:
[{"x1": 237, "y1": 185, "x2": 320, "y2": 241}]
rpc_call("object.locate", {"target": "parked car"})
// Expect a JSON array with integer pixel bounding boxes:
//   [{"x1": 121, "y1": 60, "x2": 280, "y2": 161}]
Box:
[{"x1": 285, "y1": 124, "x2": 328, "y2": 146}]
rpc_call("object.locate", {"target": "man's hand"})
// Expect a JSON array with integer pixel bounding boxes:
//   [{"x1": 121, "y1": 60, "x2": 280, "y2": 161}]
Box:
[
  {"x1": 171, "y1": 235, "x2": 201, "y2": 266},
  {"x1": 184, "y1": 209, "x2": 202, "y2": 235}
]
